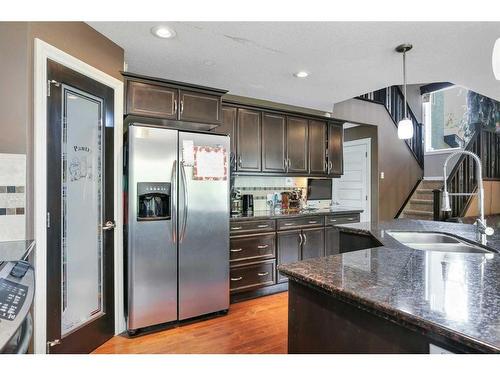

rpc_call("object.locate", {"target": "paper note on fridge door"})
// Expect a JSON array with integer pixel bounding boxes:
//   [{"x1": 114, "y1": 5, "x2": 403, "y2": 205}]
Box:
[{"x1": 193, "y1": 146, "x2": 227, "y2": 180}]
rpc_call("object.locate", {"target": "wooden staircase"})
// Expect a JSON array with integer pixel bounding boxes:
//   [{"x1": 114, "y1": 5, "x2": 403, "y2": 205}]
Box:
[{"x1": 400, "y1": 180, "x2": 443, "y2": 220}]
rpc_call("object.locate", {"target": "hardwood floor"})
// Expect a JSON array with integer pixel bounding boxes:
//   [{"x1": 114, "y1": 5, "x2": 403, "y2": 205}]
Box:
[{"x1": 93, "y1": 292, "x2": 288, "y2": 354}]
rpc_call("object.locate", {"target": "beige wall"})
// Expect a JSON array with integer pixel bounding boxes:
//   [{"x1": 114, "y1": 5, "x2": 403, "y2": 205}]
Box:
[
  {"x1": 464, "y1": 180, "x2": 500, "y2": 217},
  {"x1": 0, "y1": 22, "x2": 124, "y2": 238},
  {"x1": 333, "y1": 98, "x2": 423, "y2": 221}
]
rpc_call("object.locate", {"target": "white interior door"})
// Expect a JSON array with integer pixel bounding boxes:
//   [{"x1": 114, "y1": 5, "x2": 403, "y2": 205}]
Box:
[{"x1": 332, "y1": 138, "x2": 371, "y2": 222}]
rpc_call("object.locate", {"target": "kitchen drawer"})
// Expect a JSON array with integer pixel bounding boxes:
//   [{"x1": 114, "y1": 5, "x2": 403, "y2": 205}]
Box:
[
  {"x1": 230, "y1": 260, "x2": 276, "y2": 293},
  {"x1": 230, "y1": 233, "x2": 276, "y2": 262},
  {"x1": 230, "y1": 219, "x2": 275, "y2": 234},
  {"x1": 277, "y1": 216, "x2": 324, "y2": 230},
  {"x1": 326, "y1": 213, "x2": 360, "y2": 226}
]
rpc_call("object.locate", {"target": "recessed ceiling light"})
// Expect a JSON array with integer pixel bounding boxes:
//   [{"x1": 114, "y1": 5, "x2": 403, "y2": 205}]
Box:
[
  {"x1": 294, "y1": 71, "x2": 309, "y2": 78},
  {"x1": 151, "y1": 25, "x2": 176, "y2": 39}
]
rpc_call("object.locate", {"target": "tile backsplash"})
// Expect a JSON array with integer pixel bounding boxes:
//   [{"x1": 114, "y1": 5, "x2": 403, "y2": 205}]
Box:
[
  {"x1": 234, "y1": 176, "x2": 307, "y2": 211},
  {"x1": 0, "y1": 154, "x2": 26, "y2": 241}
]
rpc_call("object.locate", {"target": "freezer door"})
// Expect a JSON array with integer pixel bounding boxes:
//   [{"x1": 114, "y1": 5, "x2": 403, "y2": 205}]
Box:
[
  {"x1": 127, "y1": 125, "x2": 178, "y2": 330},
  {"x1": 178, "y1": 132, "x2": 230, "y2": 320}
]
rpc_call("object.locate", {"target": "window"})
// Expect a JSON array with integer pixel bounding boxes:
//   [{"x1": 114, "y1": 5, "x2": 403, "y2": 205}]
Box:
[{"x1": 423, "y1": 85, "x2": 468, "y2": 153}]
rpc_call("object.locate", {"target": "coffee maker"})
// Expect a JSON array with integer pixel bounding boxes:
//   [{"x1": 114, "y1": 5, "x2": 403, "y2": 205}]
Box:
[{"x1": 242, "y1": 194, "x2": 254, "y2": 214}]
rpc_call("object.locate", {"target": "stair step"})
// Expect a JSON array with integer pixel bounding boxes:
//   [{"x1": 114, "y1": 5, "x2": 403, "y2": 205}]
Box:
[
  {"x1": 410, "y1": 199, "x2": 433, "y2": 205},
  {"x1": 403, "y1": 209, "x2": 434, "y2": 217}
]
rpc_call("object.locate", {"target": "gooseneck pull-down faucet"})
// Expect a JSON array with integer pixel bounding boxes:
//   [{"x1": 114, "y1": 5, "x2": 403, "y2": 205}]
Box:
[{"x1": 441, "y1": 150, "x2": 494, "y2": 244}]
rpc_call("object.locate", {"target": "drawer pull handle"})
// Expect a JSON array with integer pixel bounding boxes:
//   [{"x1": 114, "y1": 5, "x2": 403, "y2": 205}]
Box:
[
  {"x1": 284, "y1": 223, "x2": 294, "y2": 226},
  {"x1": 330, "y1": 219, "x2": 337, "y2": 222},
  {"x1": 308, "y1": 221, "x2": 318, "y2": 224},
  {"x1": 231, "y1": 226, "x2": 243, "y2": 230},
  {"x1": 257, "y1": 245, "x2": 269, "y2": 249},
  {"x1": 347, "y1": 218, "x2": 354, "y2": 221},
  {"x1": 230, "y1": 248, "x2": 243, "y2": 252},
  {"x1": 257, "y1": 272, "x2": 269, "y2": 277},
  {"x1": 231, "y1": 277, "x2": 243, "y2": 281},
  {"x1": 257, "y1": 224, "x2": 269, "y2": 228}
]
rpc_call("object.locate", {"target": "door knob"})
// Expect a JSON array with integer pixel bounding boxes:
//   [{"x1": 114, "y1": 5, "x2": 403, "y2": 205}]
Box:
[{"x1": 102, "y1": 220, "x2": 116, "y2": 231}]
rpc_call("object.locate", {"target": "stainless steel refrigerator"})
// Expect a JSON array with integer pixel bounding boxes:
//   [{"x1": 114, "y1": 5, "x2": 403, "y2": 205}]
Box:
[{"x1": 125, "y1": 124, "x2": 229, "y2": 333}]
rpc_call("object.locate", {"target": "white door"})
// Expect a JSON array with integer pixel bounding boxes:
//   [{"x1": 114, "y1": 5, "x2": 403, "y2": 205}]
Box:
[{"x1": 332, "y1": 138, "x2": 371, "y2": 222}]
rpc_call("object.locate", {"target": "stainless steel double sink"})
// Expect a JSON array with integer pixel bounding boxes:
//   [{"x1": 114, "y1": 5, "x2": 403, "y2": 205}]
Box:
[{"x1": 386, "y1": 231, "x2": 495, "y2": 254}]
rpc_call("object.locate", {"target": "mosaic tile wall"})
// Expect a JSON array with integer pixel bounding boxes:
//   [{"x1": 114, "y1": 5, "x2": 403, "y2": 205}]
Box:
[
  {"x1": 234, "y1": 176, "x2": 308, "y2": 211},
  {"x1": 0, "y1": 154, "x2": 26, "y2": 241}
]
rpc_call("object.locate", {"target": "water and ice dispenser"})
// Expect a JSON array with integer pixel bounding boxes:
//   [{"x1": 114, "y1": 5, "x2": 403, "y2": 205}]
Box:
[{"x1": 137, "y1": 182, "x2": 171, "y2": 221}]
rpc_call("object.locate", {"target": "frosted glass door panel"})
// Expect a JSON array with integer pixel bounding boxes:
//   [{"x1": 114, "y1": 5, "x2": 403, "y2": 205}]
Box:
[{"x1": 61, "y1": 86, "x2": 104, "y2": 336}]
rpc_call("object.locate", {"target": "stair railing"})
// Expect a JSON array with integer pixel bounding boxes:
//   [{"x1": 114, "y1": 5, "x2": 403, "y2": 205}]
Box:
[
  {"x1": 357, "y1": 86, "x2": 424, "y2": 168},
  {"x1": 433, "y1": 123, "x2": 500, "y2": 220}
]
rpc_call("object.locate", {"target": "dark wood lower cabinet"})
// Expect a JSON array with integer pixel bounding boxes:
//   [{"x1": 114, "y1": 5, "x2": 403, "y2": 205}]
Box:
[
  {"x1": 339, "y1": 231, "x2": 383, "y2": 253},
  {"x1": 325, "y1": 226, "x2": 340, "y2": 256},
  {"x1": 277, "y1": 230, "x2": 302, "y2": 283},
  {"x1": 230, "y1": 213, "x2": 361, "y2": 300},
  {"x1": 287, "y1": 280, "x2": 466, "y2": 354},
  {"x1": 301, "y1": 228, "x2": 325, "y2": 260}
]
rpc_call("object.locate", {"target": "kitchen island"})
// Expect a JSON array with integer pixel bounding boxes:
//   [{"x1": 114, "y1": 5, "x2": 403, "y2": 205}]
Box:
[{"x1": 278, "y1": 219, "x2": 500, "y2": 354}]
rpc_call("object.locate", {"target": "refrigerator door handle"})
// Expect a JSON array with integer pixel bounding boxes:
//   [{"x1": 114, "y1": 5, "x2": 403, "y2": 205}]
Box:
[
  {"x1": 171, "y1": 160, "x2": 177, "y2": 244},
  {"x1": 179, "y1": 161, "x2": 189, "y2": 242}
]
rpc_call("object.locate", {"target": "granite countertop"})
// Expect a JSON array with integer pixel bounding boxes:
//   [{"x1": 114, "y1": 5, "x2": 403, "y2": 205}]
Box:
[
  {"x1": 230, "y1": 207, "x2": 363, "y2": 221},
  {"x1": 0, "y1": 240, "x2": 35, "y2": 261},
  {"x1": 278, "y1": 219, "x2": 500, "y2": 353}
]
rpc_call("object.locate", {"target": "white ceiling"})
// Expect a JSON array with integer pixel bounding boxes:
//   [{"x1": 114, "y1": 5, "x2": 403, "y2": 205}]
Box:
[{"x1": 88, "y1": 22, "x2": 500, "y2": 112}]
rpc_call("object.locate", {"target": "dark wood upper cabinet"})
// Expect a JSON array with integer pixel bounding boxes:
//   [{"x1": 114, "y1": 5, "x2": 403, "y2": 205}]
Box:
[
  {"x1": 215, "y1": 106, "x2": 237, "y2": 152},
  {"x1": 179, "y1": 89, "x2": 222, "y2": 125},
  {"x1": 301, "y1": 228, "x2": 325, "y2": 260},
  {"x1": 309, "y1": 120, "x2": 327, "y2": 174},
  {"x1": 237, "y1": 109, "x2": 262, "y2": 172},
  {"x1": 126, "y1": 81, "x2": 178, "y2": 119},
  {"x1": 328, "y1": 123, "x2": 344, "y2": 176},
  {"x1": 262, "y1": 112, "x2": 286, "y2": 173},
  {"x1": 286, "y1": 117, "x2": 308, "y2": 173}
]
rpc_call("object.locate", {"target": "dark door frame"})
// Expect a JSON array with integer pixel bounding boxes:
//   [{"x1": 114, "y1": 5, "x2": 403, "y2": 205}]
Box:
[{"x1": 46, "y1": 59, "x2": 115, "y2": 353}]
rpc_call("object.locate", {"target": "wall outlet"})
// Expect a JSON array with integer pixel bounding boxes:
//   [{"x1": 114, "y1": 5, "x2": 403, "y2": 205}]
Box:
[
  {"x1": 380, "y1": 172, "x2": 385, "y2": 180},
  {"x1": 285, "y1": 177, "x2": 294, "y2": 187}
]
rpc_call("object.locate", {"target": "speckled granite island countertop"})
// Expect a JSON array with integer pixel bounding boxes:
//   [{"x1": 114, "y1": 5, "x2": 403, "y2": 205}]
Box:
[
  {"x1": 278, "y1": 219, "x2": 500, "y2": 353},
  {"x1": 230, "y1": 207, "x2": 363, "y2": 221}
]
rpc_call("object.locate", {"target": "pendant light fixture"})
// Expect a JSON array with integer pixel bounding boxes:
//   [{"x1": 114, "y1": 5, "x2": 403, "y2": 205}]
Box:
[
  {"x1": 493, "y1": 37, "x2": 500, "y2": 80},
  {"x1": 396, "y1": 43, "x2": 414, "y2": 140}
]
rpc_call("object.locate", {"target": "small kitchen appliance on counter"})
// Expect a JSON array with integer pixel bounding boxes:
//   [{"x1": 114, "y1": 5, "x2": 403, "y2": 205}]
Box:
[{"x1": 242, "y1": 194, "x2": 254, "y2": 214}]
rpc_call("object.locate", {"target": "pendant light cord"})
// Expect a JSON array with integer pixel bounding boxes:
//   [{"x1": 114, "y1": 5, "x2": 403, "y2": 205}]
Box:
[{"x1": 403, "y1": 50, "x2": 408, "y2": 119}]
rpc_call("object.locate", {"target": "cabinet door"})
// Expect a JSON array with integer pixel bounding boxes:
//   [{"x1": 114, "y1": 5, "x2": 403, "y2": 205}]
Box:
[
  {"x1": 328, "y1": 123, "x2": 344, "y2": 176},
  {"x1": 214, "y1": 106, "x2": 237, "y2": 169},
  {"x1": 286, "y1": 117, "x2": 308, "y2": 173},
  {"x1": 179, "y1": 89, "x2": 221, "y2": 124},
  {"x1": 309, "y1": 120, "x2": 327, "y2": 174},
  {"x1": 237, "y1": 109, "x2": 262, "y2": 172},
  {"x1": 262, "y1": 112, "x2": 287, "y2": 172},
  {"x1": 126, "y1": 81, "x2": 178, "y2": 119},
  {"x1": 277, "y1": 230, "x2": 301, "y2": 283},
  {"x1": 301, "y1": 228, "x2": 325, "y2": 260},
  {"x1": 325, "y1": 226, "x2": 340, "y2": 256}
]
